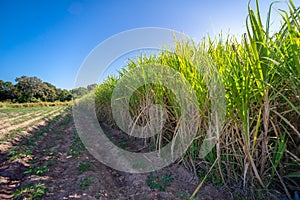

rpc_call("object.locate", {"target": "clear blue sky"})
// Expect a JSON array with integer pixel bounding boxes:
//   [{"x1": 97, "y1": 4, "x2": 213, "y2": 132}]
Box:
[{"x1": 0, "y1": 0, "x2": 290, "y2": 89}]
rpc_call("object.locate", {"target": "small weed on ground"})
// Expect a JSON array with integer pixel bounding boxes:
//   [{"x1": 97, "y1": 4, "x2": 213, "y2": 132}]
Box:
[
  {"x1": 24, "y1": 165, "x2": 49, "y2": 176},
  {"x1": 146, "y1": 173, "x2": 174, "y2": 191},
  {"x1": 77, "y1": 161, "x2": 93, "y2": 174},
  {"x1": 77, "y1": 177, "x2": 95, "y2": 190},
  {"x1": 13, "y1": 183, "x2": 48, "y2": 199}
]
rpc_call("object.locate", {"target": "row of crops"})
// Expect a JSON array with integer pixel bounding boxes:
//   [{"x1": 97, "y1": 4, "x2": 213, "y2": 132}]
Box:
[
  {"x1": 93, "y1": 0, "x2": 300, "y2": 198},
  {"x1": 0, "y1": 106, "x2": 67, "y2": 146}
]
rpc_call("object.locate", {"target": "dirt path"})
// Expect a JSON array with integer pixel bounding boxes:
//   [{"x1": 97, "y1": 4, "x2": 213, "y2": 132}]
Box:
[{"x1": 0, "y1": 108, "x2": 229, "y2": 199}]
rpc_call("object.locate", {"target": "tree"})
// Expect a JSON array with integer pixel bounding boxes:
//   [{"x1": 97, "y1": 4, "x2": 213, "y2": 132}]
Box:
[
  {"x1": 15, "y1": 76, "x2": 43, "y2": 102},
  {"x1": 40, "y1": 82, "x2": 57, "y2": 102},
  {"x1": 87, "y1": 83, "x2": 97, "y2": 91},
  {"x1": 1, "y1": 76, "x2": 77, "y2": 103},
  {"x1": 57, "y1": 89, "x2": 72, "y2": 102},
  {"x1": 71, "y1": 87, "x2": 89, "y2": 99},
  {"x1": 0, "y1": 81, "x2": 17, "y2": 101}
]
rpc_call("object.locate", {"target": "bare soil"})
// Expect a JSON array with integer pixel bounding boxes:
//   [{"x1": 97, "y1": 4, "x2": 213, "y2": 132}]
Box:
[{"x1": 0, "y1": 108, "x2": 229, "y2": 199}]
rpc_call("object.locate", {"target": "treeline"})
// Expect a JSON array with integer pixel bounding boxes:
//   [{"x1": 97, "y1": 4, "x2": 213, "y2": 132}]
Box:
[{"x1": 0, "y1": 76, "x2": 96, "y2": 103}]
